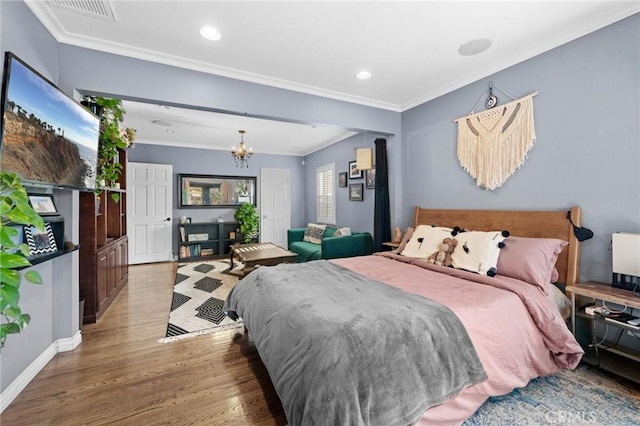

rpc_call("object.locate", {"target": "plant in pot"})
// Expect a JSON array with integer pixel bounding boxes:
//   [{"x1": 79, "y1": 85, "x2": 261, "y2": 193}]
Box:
[
  {"x1": 81, "y1": 96, "x2": 136, "y2": 204},
  {"x1": 0, "y1": 172, "x2": 45, "y2": 350},
  {"x1": 234, "y1": 203, "x2": 259, "y2": 243}
]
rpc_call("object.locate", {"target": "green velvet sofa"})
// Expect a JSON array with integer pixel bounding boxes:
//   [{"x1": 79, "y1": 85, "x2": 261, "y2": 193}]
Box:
[{"x1": 287, "y1": 226, "x2": 374, "y2": 262}]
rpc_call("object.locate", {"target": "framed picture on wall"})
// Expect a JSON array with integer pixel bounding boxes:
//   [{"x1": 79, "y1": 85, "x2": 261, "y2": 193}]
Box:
[
  {"x1": 339, "y1": 172, "x2": 347, "y2": 187},
  {"x1": 349, "y1": 183, "x2": 363, "y2": 201},
  {"x1": 349, "y1": 161, "x2": 362, "y2": 179},
  {"x1": 365, "y1": 167, "x2": 375, "y2": 189}
]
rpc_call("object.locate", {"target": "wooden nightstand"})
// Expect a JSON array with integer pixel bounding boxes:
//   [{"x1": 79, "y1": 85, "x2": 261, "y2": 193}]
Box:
[
  {"x1": 566, "y1": 281, "x2": 640, "y2": 384},
  {"x1": 380, "y1": 242, "x2": 400, "y2": 252}
]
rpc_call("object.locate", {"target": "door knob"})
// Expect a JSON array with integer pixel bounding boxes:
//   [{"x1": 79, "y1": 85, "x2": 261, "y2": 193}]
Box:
[{"x1": 165, "y1": 217, "x2": 171, "y2": 221}]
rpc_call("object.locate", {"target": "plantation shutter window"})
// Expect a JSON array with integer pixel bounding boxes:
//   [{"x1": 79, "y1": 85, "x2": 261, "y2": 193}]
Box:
[{"x1": 316, "y1": 163, "x2": 335, "y2": 225}]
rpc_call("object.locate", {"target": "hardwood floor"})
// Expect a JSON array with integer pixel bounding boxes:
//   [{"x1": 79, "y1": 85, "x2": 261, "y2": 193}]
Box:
[{"x1": 2, "y1": 262, "x2": 287, "y2": 425}]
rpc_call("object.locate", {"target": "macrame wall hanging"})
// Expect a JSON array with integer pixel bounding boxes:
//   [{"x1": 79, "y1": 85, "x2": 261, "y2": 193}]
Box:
[{"x1": 455, "y1": 83, "x2": 537, "y2": 190}]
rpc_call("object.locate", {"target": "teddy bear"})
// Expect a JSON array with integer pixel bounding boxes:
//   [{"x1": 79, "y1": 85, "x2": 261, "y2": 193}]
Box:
[{"x1": 427, "y1": 237, "x2": 458, "y2": 267}]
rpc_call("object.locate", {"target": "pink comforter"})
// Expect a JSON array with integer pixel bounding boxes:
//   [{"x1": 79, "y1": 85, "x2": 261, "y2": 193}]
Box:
[{"x1": 332, "y1": 253, "x2": 583, "y2": 426}]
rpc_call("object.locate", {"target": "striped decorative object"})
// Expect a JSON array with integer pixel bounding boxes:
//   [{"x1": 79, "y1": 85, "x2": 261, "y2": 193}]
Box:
[{"x1": 24, "y1": 223, "x2": 57, "y2": 256}]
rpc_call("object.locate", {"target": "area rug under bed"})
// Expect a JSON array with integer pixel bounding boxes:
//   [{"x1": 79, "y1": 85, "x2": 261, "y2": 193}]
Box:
[
  {"x1": 464, "y1": 363, "x2": 640, "y2": 425},
  {"x1": 159, "y1": 260, "x2": 244, "y2": 343}
]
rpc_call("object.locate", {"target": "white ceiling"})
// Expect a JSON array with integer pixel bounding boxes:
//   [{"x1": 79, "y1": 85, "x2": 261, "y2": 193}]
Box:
[
  {"x1": 25, "y1": 1, "x2": 639, "y2": 156},
  {"x1": 120, "y1": 100, "x2": 358, "y2": 156}
]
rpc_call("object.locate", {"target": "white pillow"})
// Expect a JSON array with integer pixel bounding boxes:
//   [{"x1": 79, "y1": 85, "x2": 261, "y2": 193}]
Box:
[
  {"x1": 303, "y1": 223, "x2": 327, "y2": 244},
  {"x1": 401, "y1": 225, "x2": 453, "y2": 259},
  {"x1": 333, "y1": 227, "x2": 352, "y2": 237},
  {"x1": 451, "y1": 230, "x2": 507, "y2": 276}
]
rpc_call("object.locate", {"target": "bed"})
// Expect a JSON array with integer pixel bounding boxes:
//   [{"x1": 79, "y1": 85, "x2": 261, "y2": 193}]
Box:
[{"x1": 224, "y1": 207, "x2": 585, "y2": 425}]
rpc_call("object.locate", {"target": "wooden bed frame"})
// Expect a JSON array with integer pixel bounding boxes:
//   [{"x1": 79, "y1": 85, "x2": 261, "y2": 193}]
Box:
[{"x1": 413, "y1": 206, "x2": 582, "y2": 286}]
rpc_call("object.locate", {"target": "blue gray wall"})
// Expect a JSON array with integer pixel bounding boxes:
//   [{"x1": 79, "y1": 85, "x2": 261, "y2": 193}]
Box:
[
  {"x1": 2, "y1": 0, "x2": 639, "y2": 396},
  {"x1": 303, "y1": 133, "x2": 384, "y2": 232},
  {"x1": 1, "y1": 1, "x2": 81, "y2": 395},
  {"x1": 127, "y1": 144, "x2": 306, "y2": 254},
  {"x1": 54, "y1": 41, "x2": 402, "y2": 233},
  {"x1": 400, "y1": 13, "x2": 639, "y2": 283},
  {"x1": 1, "y1": 0, "x2": 401, "y2": 393}
]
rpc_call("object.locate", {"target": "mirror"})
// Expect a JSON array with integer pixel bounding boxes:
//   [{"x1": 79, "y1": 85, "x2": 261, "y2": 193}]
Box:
[{"x1": 179, "y1": 174, "x2": 256, "y2": 208}]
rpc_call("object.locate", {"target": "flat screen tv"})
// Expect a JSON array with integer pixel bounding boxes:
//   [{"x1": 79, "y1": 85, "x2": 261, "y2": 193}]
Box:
[{"x1": 0, "y1": 52, "x2": 100, "y2": 191}]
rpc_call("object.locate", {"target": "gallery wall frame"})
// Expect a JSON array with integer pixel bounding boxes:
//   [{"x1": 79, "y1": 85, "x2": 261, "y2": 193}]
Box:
[
  {"x1": 339, "y1": 172, "x2": 347, "y2": 187},
  {"x1": 349, "y1": 183, "x2": 363, "y2": 201},
  {"x1": 348, "y1": 161, "x2": 362, "y2": 179},
  {"x1": 365, "y1": 168, "x2": 376, "y2": 189}
]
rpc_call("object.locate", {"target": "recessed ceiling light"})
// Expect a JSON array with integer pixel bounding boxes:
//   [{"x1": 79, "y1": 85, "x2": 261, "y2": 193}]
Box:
[
  {"x1": 151, "y1": 119, "x2": 173, "y2": 127},
  {"x1": 356, "y1": 70, "x2": 372, "y2": 80},
  {"x1": 166, "y1": 129, "x2": 175, "y2": 134},
  {"x1": 200, "y1": 26, "x2": 222, "y2": 41},
  {"x1": 458, "y1": 38, "x2": 493, "y2": 56},
  {"x1": 159, "y1": 105, "x2": 171, "y2": 110}
]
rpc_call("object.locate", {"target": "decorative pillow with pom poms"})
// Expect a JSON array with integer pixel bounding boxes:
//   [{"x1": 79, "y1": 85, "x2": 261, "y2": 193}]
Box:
[
  {"x1": 450, "y1": 230, "x2": 509, "y2": 276},
  {"x1": 400, "y1": 224, "x2": 454, "y2": 259}
]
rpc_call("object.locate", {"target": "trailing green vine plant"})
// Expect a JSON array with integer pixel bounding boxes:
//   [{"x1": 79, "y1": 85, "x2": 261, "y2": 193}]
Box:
[
  {"x1": 82, "y1": 96, "x2": 136, "y2": 203},
  {"x1": 234, "y1": 203, "x2": 259, "y2": 243},
  {"x1": 0, "y1": 172, "x2": 44, "y2": 350}
]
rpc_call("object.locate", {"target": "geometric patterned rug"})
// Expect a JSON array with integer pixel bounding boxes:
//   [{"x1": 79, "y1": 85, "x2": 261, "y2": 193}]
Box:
[{"x1": 159, "y1": 260, "x2": 244, "y2": 343}]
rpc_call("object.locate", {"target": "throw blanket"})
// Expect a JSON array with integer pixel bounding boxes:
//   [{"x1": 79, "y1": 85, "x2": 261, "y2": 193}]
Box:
[{"x1": 224, "y1": 260, "x2": 487, "y2": 426}]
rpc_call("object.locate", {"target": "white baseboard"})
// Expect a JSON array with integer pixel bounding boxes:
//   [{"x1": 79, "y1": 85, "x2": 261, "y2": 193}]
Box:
[
  {"x1": 1, "y1": 332, "x2": 82, "y2": 413},
  {"x1": 57, "y1": 331, "x2": 82, "y2": 352}
]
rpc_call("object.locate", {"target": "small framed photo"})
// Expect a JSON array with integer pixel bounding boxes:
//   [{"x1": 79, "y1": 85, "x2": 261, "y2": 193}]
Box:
[
  {"x1": 349, "y1": 183, "x2": 363, "y2": 201},
  {"x1": 348, "y1": 161, "x2": 362, "y2": 179},
  {"x1": 24, "y1": 223, "x2": 58, "y2": 256},
  {"x1": 28, "y1": 194, "x2": 58, "y2": 216},
  {"x1": 338, "y1": 172, "x2": 347, "y2": 187},
  {"x1": 365, "y1": 167, "x2": 376, "y2": 189}
]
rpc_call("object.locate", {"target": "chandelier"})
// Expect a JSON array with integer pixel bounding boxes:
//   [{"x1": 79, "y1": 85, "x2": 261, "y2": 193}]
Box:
[{"x1": 231, "y1": 130, "x2": 253, "y2": 168}]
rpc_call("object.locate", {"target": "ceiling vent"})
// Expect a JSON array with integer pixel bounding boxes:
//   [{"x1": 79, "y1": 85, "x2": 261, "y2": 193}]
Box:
[{"x1": 49, "y1": 0, "x2": 117, "y2": 21}]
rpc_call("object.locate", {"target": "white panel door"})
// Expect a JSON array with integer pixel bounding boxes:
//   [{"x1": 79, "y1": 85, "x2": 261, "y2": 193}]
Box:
[
  {"x1": 127, "y1": 162, "x2": 173, "y2": 264},
  {"x1": 260, "y1": 168, "x2": 290, "y2": 248}
]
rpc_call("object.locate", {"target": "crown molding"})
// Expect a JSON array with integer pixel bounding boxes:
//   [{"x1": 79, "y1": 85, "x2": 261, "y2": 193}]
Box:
[
  {"x1": 400, "y1": 5, "x2": 640, "y2": 111},
  {"x1": 25, "y1": 1, "x2": 639, "y2": 114},
  {"x1": 24, "y1": 1, "x2": 402, "y2": 113}
]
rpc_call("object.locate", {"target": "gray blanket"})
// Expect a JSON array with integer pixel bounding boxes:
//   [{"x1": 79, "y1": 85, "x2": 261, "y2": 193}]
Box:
[{"x1": 224, "y1": 260, "x2": 486, "y2": 426}]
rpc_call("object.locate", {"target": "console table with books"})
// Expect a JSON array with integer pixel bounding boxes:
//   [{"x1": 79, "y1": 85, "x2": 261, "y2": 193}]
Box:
[{"x1": 566, "y1": 281, "x2": 640, "y2": 384}]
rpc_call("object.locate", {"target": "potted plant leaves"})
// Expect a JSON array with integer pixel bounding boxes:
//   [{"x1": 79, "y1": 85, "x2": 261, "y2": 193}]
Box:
[
  {"x1": 0, "y1": 172, "x2": 45, "y2": 350},
  {"x1": 81, "y1": 96, "x2": 136, "y2": 203},
  {"x1": 233, "y1": 203, "x2": 259, "y2": 243}
]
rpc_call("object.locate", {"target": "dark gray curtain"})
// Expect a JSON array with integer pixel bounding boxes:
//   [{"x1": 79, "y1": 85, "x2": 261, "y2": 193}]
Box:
[{"x1": 374, "y1": 138, "x2": 391, "y2": 251}]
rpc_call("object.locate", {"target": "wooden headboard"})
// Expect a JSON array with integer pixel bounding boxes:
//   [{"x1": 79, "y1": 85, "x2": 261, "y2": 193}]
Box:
[{"x1": 413, "y1": 206, "x2": 582, "y2": 286}]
